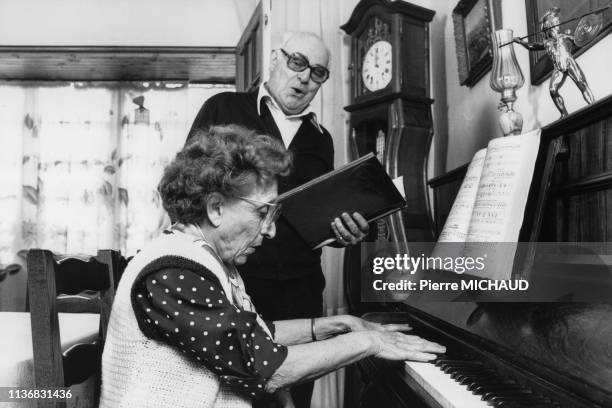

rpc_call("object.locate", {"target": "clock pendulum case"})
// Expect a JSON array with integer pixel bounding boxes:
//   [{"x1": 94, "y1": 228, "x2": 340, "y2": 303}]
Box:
[{"x1": 340, "y1": 0, "x2": 436, "y2": 313}]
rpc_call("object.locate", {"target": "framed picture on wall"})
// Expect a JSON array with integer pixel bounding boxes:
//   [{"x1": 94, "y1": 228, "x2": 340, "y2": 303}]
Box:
[
  {"x1": 452, "y1": 0, "x2": 502, "y2": 87},
  {"x1": 526, "y1": 0, "x2": 612, "y2": 85}
]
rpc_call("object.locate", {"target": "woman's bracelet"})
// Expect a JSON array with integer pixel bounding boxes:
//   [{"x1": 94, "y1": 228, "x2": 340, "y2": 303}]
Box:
[{"x1": 311, "y1": 317, "x2": 317, "y2": 342}]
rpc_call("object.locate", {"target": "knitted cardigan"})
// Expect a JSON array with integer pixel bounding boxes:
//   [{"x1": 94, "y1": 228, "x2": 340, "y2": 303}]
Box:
[{"x1": 100, "y1": 232, "x2": 252, "y2": 408}]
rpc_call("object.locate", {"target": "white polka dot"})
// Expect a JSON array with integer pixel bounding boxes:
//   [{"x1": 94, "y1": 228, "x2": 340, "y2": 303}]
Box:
[
  {"x1": 219, "y1": 312, "x2": 225, "y2": 316},
  {"x1": 176, "y1": 287, "x2": 182, "y2": 292},
  {"x1": 155, "y1": 321, "x2": 159, "y2": 325},
  {"x1": 255, "y1": 345, "x2": 260, "y2": 350},
  {"x1": 263, "y1": 361, "x2": 268, "y2": 366},
  {"x1": 242, "y1": 334, "x2": 247, "y2": 338},
  {"x1": 265, "y1": 336, "x2": 270, "y2": 341},
  {"x1": 137, "y1": 294, "x2": 143, "y2": 298},
  {"x1": 203, "y1": 331, "x2": 208, "y2": 336},
  {"x1": 210, "y1": 286, "x2": 214, "y2": 290},
  {"x1": 215, "y1": 340, "x2": 221, "y2": 346},
  {"x1": 162, "y1": 275, "x2": 167, "y2": 280},
  {"x1": 231, "y1": 322, "x2": 236, "y2": 326},
  {"x1": 165, "y1": 288, "x2": 170, "y2": 293},
  {"x1": 218, "y1": 299, "x2": 223, "y2": 304},
  {"x1": 257, "y1": 384, "x2": 262, "y2": 389},
  {"x1": 227, "y1": 333, "x2": 232, "y2": 337},
  {"x1": 214, "y1": 355, "x2": 219, "y2": 360},
  {"x1": 179, "y1": 275, "x2": 184, "y2": 280},
  {"x1": 216, "y1": 323, "x2": 222, "y2": 327},
  {"x1": 201, "y1": 277, "x2": 205, "y2": 281},
  {"x1": 228, "y1": 361, "x2": 232, "y2": 366},
  {"x1": 177, "y1": 300, "x2": 182, "y2": 304},
  {"x1": 273, "y1": 348, "x2": 277, "y2": 352},
  {"x1": 162, "y1": 301, "x2": 167, "y2": 305},
  {"x1": 251, "y1": 392, "x2": 255, "y2": 396},
  {"x1": 196, "y1": 357, "x2": 201, "y2": 361},
  {"x1": 243, "y1": 384, "x2": 248, "y2": 388},
  {"x1": 202, "y1": 347, "x2": 207, "y2": 352},
  {"x1": 146, "y1": 319, "x2": 151, "y2": 323},
  {"x1": 236, "y1": 309, "x2": 240, "y2": 313},
  {"x1": 246, "y1": 323, "x2": 250, "y2": 327},
  {"x1": 190, "y1": 321, "x2": 195, "y2": 326},
  {"x1": 174, "y1": 311, "x2": 179, "y2": 316},
  {"x1": 146, "y1": 308, "x2": 151, "y2": 312},
  {"x1": 190, "y1": 337, "x2": 196, "y2": 341},
  {"x1": 191, "y1": 299, "x2": 195, "y2": 303},
  {"x1": 180, "y1": 342, "x2": 184, "y2": 346},
  {"x1": 205, "y1": 298, "x2": 210, "y2": 303},
  {"x1": 205, "y1": 317, "x2": 210, "y2": 321},
  {"x1": 192, "y1": 287, "x2": 197, "y2": 292},
  {"x1": 189, "y1": 311, "x2": 194, "y2": 315},
  {"x1": 208, "y1": 304, "x2": 213, "y2": 308},
  {"x1": 229, "y1": 346, "x2": 234, "y2": 350},
  {"x1": 251, "y1": 333, "x2": 255, "y2": 338},
  {"x1": 165, "y1": 333, "x2": 170, "y2": 337},
  {"x1": 251, "y1": 357, "x2": 254, "y2": 362},
  {"x1": 247, "y1": 362, "x2": 251, "y2": 366},
  {"x1": 174, "y1": 328, "x2": 179, "y2": 333}
]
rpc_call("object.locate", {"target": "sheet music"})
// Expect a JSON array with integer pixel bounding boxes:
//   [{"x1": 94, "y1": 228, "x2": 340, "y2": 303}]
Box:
[
  {"x1": 466, "y1": 130, "x2": 540, "y2": 242},
  {"x1": 438, "y1": 149, "x2": 487, "y2": 242}
]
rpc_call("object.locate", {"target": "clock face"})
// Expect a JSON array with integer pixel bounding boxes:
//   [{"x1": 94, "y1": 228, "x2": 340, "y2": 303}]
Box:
[{"x1": 361, "y1": 40, "x2": 392, "y2": 92}]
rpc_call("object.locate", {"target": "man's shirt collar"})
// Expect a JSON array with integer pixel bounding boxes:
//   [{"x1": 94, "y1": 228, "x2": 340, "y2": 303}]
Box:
[{"x1": 256, "y1": 83, "x2": 323, "y2": 134}]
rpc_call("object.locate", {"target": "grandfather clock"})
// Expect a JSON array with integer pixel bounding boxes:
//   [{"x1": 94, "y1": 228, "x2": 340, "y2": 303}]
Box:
[{"x1": 341, "y1": 0, "x2": 435, "y2": 314}]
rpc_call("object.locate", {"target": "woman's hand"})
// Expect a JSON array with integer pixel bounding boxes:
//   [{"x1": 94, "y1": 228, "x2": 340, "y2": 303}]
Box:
[
  {"x1": 367, "y1": 331, "x2": 446, "y2": 361},
  {"x1": 340, "y1": 315, "x2": 412, "y2": 333}
]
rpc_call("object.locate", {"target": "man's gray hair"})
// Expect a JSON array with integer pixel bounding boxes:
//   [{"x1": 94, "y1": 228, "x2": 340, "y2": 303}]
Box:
[{"x1": 279, "y1": 31, "x2": 331, "y2": 66}]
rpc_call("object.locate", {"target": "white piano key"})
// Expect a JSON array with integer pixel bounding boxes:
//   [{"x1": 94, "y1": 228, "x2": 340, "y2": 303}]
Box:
[{"x1": 404, "y1": 361, "x2": 490, "y2": 408}]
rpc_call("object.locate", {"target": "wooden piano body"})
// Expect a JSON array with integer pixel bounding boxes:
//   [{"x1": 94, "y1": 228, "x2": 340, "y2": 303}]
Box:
[{"x1": 344, "y1": 95, "x2": 612, "y2": 407}]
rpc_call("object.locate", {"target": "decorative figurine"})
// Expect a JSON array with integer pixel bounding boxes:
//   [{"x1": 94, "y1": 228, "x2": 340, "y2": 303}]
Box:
[{"x1": 513, "y1": 7, "x2": 595, "y2": 118}]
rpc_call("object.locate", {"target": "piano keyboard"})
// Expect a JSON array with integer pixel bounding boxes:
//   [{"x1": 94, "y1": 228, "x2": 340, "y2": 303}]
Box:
[{"x1": 404, "y1": 358, "x2": 561, "y2": 408}]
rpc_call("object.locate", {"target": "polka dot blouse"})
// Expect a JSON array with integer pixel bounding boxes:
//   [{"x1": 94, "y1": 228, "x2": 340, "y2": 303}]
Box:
[{"x1": 132, "y1": 263, "x2": 288, "y2": 399}]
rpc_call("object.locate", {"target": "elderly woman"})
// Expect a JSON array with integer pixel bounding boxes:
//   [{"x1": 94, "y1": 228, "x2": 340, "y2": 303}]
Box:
[{"x1": 100, "y1": 125, "x2": 444, "y2": 408}]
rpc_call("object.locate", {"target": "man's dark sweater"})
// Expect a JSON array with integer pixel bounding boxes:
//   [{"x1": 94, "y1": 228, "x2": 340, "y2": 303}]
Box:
[{"x1": 188, "y1": 89, "x2": 334, "y2": 321}]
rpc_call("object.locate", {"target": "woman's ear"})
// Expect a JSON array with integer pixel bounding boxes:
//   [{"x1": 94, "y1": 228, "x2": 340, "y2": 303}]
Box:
[{"x1": 206, "y1": 193, "x2": 224, "y2": 228}]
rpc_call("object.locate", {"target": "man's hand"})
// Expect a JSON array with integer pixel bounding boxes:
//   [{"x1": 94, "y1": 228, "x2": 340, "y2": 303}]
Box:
[{"x1": 330, "y1": 212, "x2": 369, "y2": 246}]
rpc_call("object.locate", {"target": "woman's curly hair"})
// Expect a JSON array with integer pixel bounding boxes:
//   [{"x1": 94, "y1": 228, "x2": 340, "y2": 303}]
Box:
[{"x1": 159, "y1": 125, "x2": 292, "y2": 225}]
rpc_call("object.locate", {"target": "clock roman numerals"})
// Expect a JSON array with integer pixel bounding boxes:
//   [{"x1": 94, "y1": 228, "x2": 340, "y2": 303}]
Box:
[{"x1": 361, "y1": 40, "x2": 392, "y2": 92}]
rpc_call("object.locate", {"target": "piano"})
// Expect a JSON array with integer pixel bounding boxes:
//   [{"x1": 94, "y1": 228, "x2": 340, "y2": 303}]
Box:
[{"x1": 343, "y1": 94, "x2": 612, "y2": 407}]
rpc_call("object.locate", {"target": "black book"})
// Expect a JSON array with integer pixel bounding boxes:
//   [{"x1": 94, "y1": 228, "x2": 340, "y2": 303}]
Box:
[{"x1": 277, "y1": 153, "x2": 406, "y2": 249}]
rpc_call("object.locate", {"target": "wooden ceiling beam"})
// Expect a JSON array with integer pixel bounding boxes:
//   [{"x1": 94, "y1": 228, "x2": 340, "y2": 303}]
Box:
[{"x1": 0, "y1": 46, "x2": 235, "y2": 83}]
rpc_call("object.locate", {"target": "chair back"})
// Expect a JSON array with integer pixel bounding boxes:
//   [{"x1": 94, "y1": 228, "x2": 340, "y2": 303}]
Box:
[{"x1": 26, "y1": 249, "x2": 125, "y2": 408}]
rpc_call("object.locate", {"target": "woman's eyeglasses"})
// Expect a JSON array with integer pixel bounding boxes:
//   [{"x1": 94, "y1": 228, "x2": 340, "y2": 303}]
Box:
[
  {"x1": 279, "y1": 49, "x2": 330, "y2": 84},
  {"x1": 234, "y1": 196, "x2": 282, "y2": 227}
]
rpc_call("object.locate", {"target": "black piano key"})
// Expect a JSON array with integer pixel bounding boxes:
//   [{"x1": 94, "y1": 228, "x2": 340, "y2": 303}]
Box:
[
  {"x1": 467, "y1": 379, "x2": 516, "y2": 391},
  {"x1": 451, "y1": 371, "x2": 500, "y2": 382},
  {"x1": 495, "y1": 402, "x2": 557, "y2": 408},
  {"x1": 485, "y1": 394, "x2": 550, "y2": 405}
]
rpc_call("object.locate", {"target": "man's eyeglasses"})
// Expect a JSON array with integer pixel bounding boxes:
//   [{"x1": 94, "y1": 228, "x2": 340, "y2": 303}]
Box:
[
  {"x1": 279, "y1": 49, "x2": 330, "y2": 84},
  {"x1": 235, "y1": 196, "x2": 282, "y2": 227}
]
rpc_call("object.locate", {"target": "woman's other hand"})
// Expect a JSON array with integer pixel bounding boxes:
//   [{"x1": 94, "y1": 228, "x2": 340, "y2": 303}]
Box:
[
  {"x1": 341, "y1": 315, "x2": 412, "y2": 333},
  {"x1": 367, "y1": 331, "x2": 446, "y2": 361}
]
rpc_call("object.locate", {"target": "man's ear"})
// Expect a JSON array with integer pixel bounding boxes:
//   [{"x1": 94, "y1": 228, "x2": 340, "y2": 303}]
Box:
[
  {"x1": 269, "y1": 49, "x2": 280, "y2": 70},
  {"x1": 206, "y1": 193, "x2": 224, "y2": 228}
]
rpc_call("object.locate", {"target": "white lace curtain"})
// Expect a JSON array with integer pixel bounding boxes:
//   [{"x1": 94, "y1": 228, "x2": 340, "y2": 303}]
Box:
[{"x1": 0, "y1": 82, "x2": 232, "y2": 310}]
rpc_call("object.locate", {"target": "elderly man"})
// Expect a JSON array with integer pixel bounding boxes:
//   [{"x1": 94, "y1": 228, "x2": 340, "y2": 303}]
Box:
[{"x1": 188, "y1": 31, "x2": 369, "y2": 408}]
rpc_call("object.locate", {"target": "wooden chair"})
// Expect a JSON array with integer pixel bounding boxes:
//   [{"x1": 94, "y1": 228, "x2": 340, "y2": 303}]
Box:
[{"x1": 27, "y1": 249, "x2": 125, "y2": 408}]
